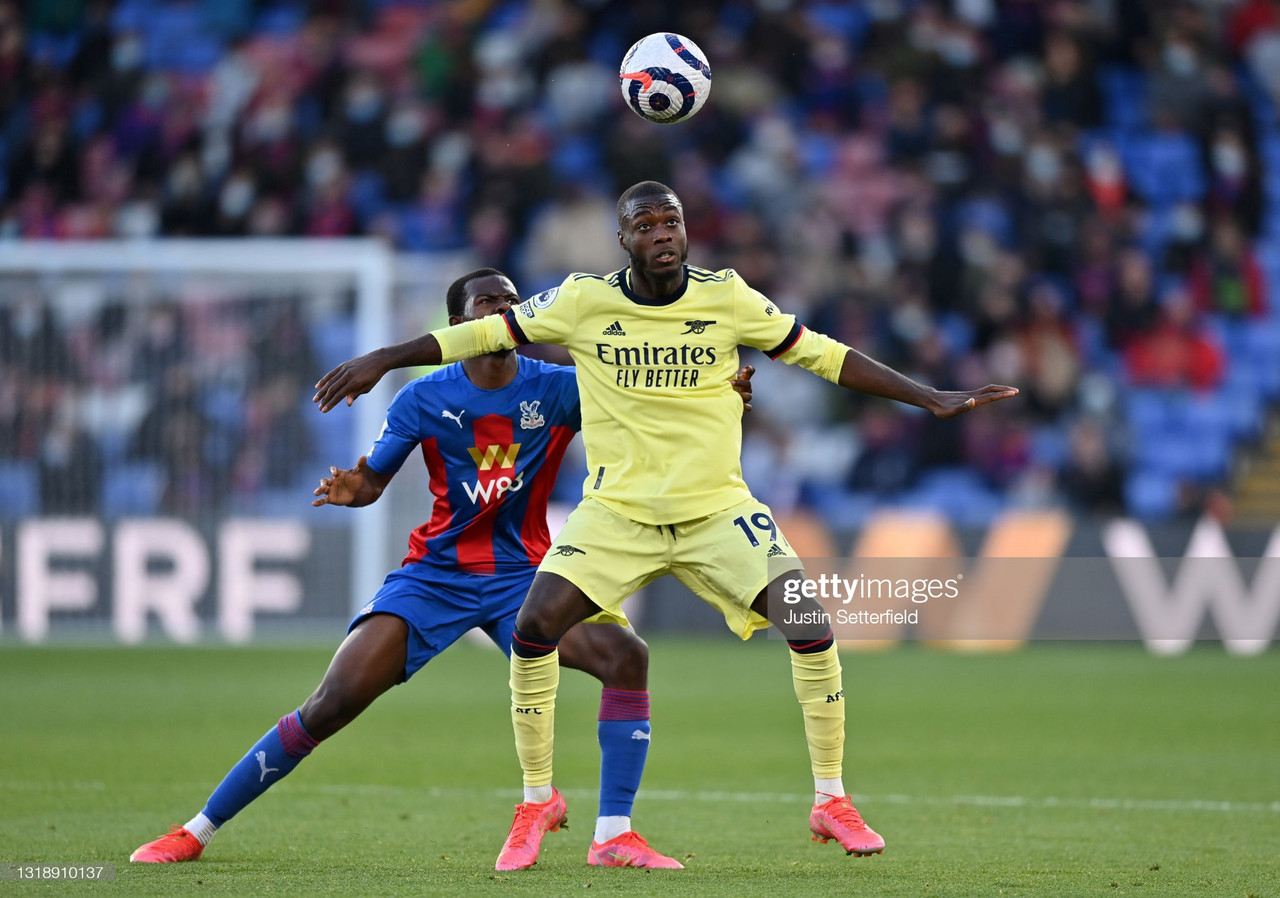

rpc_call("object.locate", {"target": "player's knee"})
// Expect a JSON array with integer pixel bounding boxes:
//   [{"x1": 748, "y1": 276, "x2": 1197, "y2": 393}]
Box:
[
  {"x1": 593, "y1": 630, "x2": 647, "y2": 689},
  {"x1": 300, "y1": 679, "x2": 366, "y2": 737},
  {"x1": 612, "y1": 633, "x2": 648, "y2": 683},
  {"x1": 514, "y1": 603, "x2": 555, "y2": 642}
]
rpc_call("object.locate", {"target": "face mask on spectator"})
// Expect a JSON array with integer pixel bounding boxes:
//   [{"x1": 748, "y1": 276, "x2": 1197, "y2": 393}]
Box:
[
  {"x1": 202, "y1": 135, "x2": 231, "y2": 180},
  {"x1": 346, "y1": 87, "x2": 383, "y2": 123},
  {"x1": 13, "y1": 303, "x2": 41, "y2": 339},
  {"x1": 168, "y1": 159, "x2": 201, "y2": 198},
  {"x1": 1026, "y1": 145, "x2": 1061, "y2": 185},
  {"x1": 989, "y1": 118, "x2": 1023, "y2": 155},
  {"x1": 939, "y1": 31, "x2": 978, "y2": 68},
  {"x1": 386, "y1": 108, "x2": 426, "y2": 147},
  {"x1": 249, "y1": 106, "x2": 291, "y2": 142},
  {"x1": 1164, "y1": 42, "x2": 1198, "y2": 76},
  {"x1": 142, "y1": 76, "x2": 169, "y2": 110},
  {"x1": 112, "y1": 35, "x2": 143, "y2": 72},
  {"x1": 307, "y1": 149, "x2": 343, "y2": 188},
  {"x1": 220, "y1": 177, "x2": 255, "y2": 218},
  {"x1": 1171, "y1": 205, "x2": 1204, "y2": 242},
  {"x1": 1212, "y1": 142, "x2": 1247, "y2": 179}
]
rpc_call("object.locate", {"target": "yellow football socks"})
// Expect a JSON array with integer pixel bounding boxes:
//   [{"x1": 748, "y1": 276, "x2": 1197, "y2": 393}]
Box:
[
  {"x1": 510, "y1": 650, "x2": 559, "y2": 788},
  {"x1": 789, "y1": 644, "x2": 845, "y2": 779}
]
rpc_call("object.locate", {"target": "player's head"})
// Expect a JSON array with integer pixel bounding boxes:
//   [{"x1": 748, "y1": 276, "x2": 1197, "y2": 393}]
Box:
[
  {"x1": 446, "y1": 268, "x2": 518, "y2": 325},
  {"x1": 616, "y1": 181, "x2": 687, "y2": 276}
]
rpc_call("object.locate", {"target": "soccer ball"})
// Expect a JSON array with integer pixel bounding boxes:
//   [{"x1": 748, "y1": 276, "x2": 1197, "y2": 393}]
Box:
[{"x1": 619, "y1": 33, "x2": 711, "y2": 125}]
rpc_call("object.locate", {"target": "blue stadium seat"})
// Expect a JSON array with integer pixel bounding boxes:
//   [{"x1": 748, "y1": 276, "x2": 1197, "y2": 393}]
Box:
[
  {"x1": 1133, "y1": 423, "x2": 1231, "y2": 482},
  {"x1": 96, "y1": 430, "x2": 134, "y2": 463},
  {"x1": 101, "y1": 461, "x2": 166, "y2": 517},
  {"x1": 253, "y1": 2, "x2": 307, "y2": 35},
  {"x1": 1124, "y1": 388, "x2": 1173, "y2": 435},
  {"x1": 1180, "y1": 392, "x2": 1234, "y2": 436},
  {"x1": 1261, "y1": 133, "x2": 1280, "y2": 175},
  {"x1": 1242, "y1": 320, "x2": 1280, "y2": 399},
  {"x1": 1125, "y1": 470, "x2": 1178, "y2": 520},
  {"x1": 349, "y1": 172, "x2": 388, "y2": 226},
  {"x1": 28, "y1": 31, "x2": 82, "y2": 67},
  {"x1": 143, "y1": 2, "x2": 224, "y2": 73},
  {"x1": 1098, "y1": 66, "x2": 1148, "y2": 132},
  {"x1": 802, "y1": 486, "x2": 880, "y2": 531},
  {"x1": 936, "y1": 312, "x2": 974, "y2": 355},
  {"x1": 111, "y1": 0, "x2": 160, "y2": 33},
  {"x1": 1254, "y1": 241, "x2": 1280, "y2": 313},
  {"x1": 548, "y1": 137, "x2": 605, "y2": 188},
  {"x1": 1031, "y1": 424, "x2": 1071, "y2": 469},
  {"x1": 308, "y1": 316, "x2": 355, "y2": 375},
  {"x1": 895, "y1": 467, "x2": 1004, "y2": 526},
  {"x1": 0, "y1": 460, "x2": 41, "y2": 519},
  {"x1": 1075, "y1": 316, "x2": 1110, "y2": 366},
  {"x1": 1205, "y1": 315, "x2": 1250, "y2": 359},
  {"x1": 1122, "y1": 131, "x2": 1206, "y2": 207},
  {"x1": 799, "y1": 132, "x2": 838, "y2": 178}
]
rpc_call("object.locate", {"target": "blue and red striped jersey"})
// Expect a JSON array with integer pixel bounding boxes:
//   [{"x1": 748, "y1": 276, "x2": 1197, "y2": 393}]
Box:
[{"x1": 366, "y1": 356, "x2": 580, "y2": 574}]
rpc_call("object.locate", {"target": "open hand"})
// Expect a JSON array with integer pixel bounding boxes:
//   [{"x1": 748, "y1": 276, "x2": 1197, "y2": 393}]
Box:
[
  {"x1": 928, "y1": 384, "x2": 1019, "y2": 419},
  {"x1": 313, "y1": 354, "x2": 387, "y2": 413}
]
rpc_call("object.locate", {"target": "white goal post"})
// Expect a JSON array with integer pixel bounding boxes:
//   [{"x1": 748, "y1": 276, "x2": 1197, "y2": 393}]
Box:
[{"x1": 0, "y1": 239, "x2": 397, "y2": 635}]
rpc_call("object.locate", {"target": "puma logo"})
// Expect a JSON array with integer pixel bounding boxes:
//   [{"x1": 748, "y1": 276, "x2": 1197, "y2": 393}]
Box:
[
  {"x1": 256, "y1": 750, "x2": 279, "y2": 782},
  {"x1": 441, "y1": 409, "x2": 465, "y2": 427}
]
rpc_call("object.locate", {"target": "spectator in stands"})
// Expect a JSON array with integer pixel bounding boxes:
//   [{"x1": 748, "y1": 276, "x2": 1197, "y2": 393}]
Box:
[
  {"x1": 1189, "y1": 214, "x2": 1268, "y2": 317},
  {"x1": 847, "y1": 405, "x2": 918, "y2": 496},
  {"x1": 131, "y1": 363, "x2": 225, "y2": 515},
  {"x1": 1017, "y1": 278, "x2": 1082, "y2": 422},
  {"x1": 1124, "y1": 282, "x2": 1224, "y2": 391},
  {"x1": 1204, "y1": 122, "x2": 1263, "y2": 237},
  {"x1": 1057, "y1": 417, "x2": 1125, "y2": 514},
  {"x1": 1041, "y1": 28, "x2": 1103, "y2": 128},
  {"x1": 38, "y1": 408, "x2": 102, "y2": 514},
  {"x1": 4, "y1": 0, "x2": 1275, "y2": 524},
  {"x1": 1105, "y1": 247, "x2": 1161, "y2": 351}
]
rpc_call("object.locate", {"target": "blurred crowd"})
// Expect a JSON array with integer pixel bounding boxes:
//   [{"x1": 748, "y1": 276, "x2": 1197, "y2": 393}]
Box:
[
  {"x1": 0, "y1": 279, "x2": 332, "y2": 517},
  {"x1": 3, "y1": 0, "x2": 1280, "y2": 525}
]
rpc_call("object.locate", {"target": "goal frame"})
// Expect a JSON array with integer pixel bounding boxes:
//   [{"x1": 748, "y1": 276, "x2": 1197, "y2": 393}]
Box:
[{"x1": 0, "y1": 239, "x2": 395, "y2": 611}]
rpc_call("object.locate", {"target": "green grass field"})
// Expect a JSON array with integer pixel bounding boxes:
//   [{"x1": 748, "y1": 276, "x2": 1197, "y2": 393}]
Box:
[{"x1": 1, "y1": 639, "x2": 1277, "y2": 897}]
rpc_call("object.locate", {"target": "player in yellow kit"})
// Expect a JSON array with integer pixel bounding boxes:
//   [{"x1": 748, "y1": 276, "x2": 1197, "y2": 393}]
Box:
[{"x1": 315, "y1": 181, "x2": 1018, "y2": 869}]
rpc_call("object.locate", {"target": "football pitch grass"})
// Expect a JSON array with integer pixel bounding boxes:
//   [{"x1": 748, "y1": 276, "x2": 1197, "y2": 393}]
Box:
[{"x1": 1, "y1": 639, "x2": 1277, "y2": 897}]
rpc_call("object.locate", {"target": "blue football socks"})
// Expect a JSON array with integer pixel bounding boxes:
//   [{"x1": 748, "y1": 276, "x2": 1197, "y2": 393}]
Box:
[
  {"x1": 596, "y1": 689, "x2": 651, "y2": 818},
  {"x1": 202, "y1": 710, "x2": 320, "y2": 827}
]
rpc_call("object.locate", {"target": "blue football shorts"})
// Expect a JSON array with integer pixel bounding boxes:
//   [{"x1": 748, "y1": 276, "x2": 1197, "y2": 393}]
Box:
[{"x1": 347, "y1": 563, "x2": 536, "y2": 681}]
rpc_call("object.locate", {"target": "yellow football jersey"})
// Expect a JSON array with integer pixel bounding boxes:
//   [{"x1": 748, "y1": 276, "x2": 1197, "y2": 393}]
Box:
[{"x1": 432, "y1": 265, "x2": 848, "y2": 525}]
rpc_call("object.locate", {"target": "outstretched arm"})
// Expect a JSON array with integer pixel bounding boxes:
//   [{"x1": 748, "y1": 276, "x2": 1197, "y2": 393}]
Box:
[
  {"x1": 313, "y1": 335, "x2": 443, "y2": 412},
  {"x1": 313, "y1": 456, "x2": 395, "y2": 508},
  {"x1": 836, "y1": 349, "x2": 1018, "y2": 418}
]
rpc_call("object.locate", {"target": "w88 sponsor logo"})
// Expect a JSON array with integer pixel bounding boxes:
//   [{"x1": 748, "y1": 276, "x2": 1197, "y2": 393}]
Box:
[{"x1": 462, "y1": 472, "x2": 525, "y2": 505}]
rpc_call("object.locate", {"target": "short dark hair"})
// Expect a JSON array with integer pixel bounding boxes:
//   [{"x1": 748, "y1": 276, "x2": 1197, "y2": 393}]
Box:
[
  {"x1": 446, "y1": 267, "x2": 507, "y2": 318},
  {"x1": 616, "y1": 181, "x2": 679, "y2": 227}
]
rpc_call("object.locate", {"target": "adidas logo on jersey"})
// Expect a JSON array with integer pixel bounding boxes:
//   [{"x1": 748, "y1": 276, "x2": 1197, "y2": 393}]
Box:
[
  {"x1": 767, "y1": 544, "x2": 787, "y2": 557},
  {"x1": 602, "y1": 321, "x2": 626, "y2": 336}
]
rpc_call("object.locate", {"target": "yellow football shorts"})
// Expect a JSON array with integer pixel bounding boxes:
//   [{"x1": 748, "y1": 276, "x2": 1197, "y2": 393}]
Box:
[{"x1": 538, "y1": 496, "x2": 803, "y2": 639}]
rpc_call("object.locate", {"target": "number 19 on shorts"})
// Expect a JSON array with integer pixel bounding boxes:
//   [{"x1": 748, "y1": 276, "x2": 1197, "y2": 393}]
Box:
[{"x1": 732, "y1": 512, "x2": 778, "y2": 547}]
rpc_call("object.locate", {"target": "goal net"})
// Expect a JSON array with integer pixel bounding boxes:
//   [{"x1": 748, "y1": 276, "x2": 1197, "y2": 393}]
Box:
[{"x1": 0, "y1": 239, "x2": 453, "y2": 643}]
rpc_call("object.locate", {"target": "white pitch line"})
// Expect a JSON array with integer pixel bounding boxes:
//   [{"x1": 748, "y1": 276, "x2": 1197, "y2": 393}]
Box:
[{"x1": 7, "y1": 780, "x2": 1275, "y2": 814}]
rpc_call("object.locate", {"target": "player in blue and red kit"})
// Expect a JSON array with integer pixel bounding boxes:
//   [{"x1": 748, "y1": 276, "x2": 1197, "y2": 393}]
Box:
[{"x1": 130, "y1": 268, "x2": 756, "y2": 869}]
